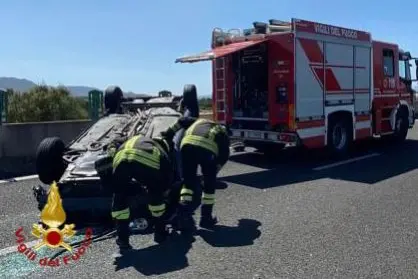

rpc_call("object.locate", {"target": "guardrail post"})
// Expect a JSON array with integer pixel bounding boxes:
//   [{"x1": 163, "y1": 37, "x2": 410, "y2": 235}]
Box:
[
  {"x1": 88, "y1": 90, "x2": 104, "y2": 121},
  {"x1": 0, "y1": 89, "x2": 7, "y2": 125}
]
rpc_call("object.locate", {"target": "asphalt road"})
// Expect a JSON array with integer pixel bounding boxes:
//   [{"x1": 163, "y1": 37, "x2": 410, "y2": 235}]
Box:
[{"x1": 1, "y1": 128, "x2": 418, "y2": 278}]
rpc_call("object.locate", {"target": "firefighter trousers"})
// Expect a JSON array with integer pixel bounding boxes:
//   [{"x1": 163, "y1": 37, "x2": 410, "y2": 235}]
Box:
[
  {"x1": 111, "y1": 160, "x2": 169, "y2": 243},
  {"x1": 180, "y1": 144, "x2": 217, "y2": 218}
]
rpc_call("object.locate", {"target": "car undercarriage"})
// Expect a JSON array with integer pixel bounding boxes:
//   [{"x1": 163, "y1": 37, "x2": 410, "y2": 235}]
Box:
[{"x1": 33, "y1": 92, "x2": 191, "y2": 233}]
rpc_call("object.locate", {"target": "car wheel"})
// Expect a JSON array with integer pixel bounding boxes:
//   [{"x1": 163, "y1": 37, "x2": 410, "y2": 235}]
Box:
[
  {"x1": 104, "y1": 86, "x2": 123, "y2": 113},
  {"x1": 182, "y1": 84, "x2": 198, "y2": 111},
  {"x1": 36, "y1": 137, "x2": 67, "y2": 184}
]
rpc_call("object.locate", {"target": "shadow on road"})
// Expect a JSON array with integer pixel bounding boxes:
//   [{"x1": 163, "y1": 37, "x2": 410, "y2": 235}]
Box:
[
  {"x1": 113, "y1": 233, "x2": 195, "y2": 276},
  {"x1": 215, "y1": 180, "x2": 229, "y2": 190},
  {"x1": 223, "y1": 139, "x2": 418, "y2": 189},
  {"x1": 198, "y1": 218, "x2": 262, "y2": 247}
]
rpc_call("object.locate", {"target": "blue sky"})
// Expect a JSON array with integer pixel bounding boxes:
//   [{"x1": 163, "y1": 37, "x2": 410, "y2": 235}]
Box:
[{"x1": 0, "y1": 0, "x2": 417, "y2": 96}]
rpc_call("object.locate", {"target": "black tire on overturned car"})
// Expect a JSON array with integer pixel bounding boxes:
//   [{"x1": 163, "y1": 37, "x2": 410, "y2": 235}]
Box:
[
  {"x1": 36, "y1": 137, "x2": 67, "y2": 185},
  {"x1": 183, "y1": 84, "x2": 198, "y2": 105},
  {"x1": 182, "y1": 84, "x2": 199, "y2": 114},
  {"x1": 104, "y1": 86, "x2": 123, "y2": 113}
]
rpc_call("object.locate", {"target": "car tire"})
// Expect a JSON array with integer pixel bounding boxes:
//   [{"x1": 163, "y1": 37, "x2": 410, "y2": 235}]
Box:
[
  {"x1": 36, "y1": 137, "x2": 66, "y2": 185},
  {"x1": 327, "y1": 117, "x2": 352, "y2": 158},
  {"x1": 104, "y1": 86, "x2": 123, "y2": 112},
  {"x1": 183, "y1": 84, "x2": 198, "y2": 110}
]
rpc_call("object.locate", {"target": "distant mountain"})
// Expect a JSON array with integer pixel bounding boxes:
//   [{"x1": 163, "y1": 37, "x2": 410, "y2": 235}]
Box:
[
  {"x1": 64, "y1": 85, "x2": 100, "y2": 97},
  {"x1": 0, "y1": 77, "x2": 149, "y2": 97},
  {"x1": 0, "y1": 77, "x2": 36, "y2": 92}
]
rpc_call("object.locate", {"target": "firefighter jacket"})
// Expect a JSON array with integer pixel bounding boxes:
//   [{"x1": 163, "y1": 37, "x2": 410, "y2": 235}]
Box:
[
  {"x1": 95, "y1": 134, "x2": 174, "y2": 178},
  {"x1": 163, "y1": 117, "x2": 230, "y2": 167},
  {"x1": 112, "y1": 135, "x2": 173, "y2": 174}
]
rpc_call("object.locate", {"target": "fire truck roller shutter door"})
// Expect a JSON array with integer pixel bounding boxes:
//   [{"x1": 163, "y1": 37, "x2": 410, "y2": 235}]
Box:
[{"x1": 175, "y1": 40, "x2": 267, "y2": 63}]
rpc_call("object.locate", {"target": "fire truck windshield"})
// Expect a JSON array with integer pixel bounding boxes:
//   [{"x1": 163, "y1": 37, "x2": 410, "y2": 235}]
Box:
[
  {"x1": 399, "y1": 60, "x2": 410, "y2": 80},
  {"x1": 399, "y1": 58, "x2": 417, "y2": 81}
]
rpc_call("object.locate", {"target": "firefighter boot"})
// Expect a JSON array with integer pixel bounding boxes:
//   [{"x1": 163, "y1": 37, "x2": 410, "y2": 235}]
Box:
[
  {"x1": 153, "y1": 221, "x2": 169, "y2": 244},
  {"x1": 115, "y1": 220, "x2": 132, "y2": 251},
  {"x1": 199, "y1": 205, "x2": 218, "y2": 229},
  {"x1": 176, "y1": 204, "x2": 196, "y2": 234}
]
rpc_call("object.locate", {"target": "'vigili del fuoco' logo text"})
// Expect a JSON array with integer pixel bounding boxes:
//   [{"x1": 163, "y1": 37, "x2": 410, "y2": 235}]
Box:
[{"x1": 15, "y1": 182, "x2": 93, "y2": 267}]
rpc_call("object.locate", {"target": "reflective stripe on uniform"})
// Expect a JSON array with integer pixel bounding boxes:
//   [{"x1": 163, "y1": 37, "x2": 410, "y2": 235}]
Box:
[
  {"x1": 181, "y1": 135, "x2": 218, "y2": 155},
  {"x1": 180, "y1": 187, "x2": 193, "y2": 202},
  {"x1": 111, "y1": 208, "x2": 130, "y2": 220},
  {"x1": 181, "y1": 119, "x2": 219, "y2": 155},
  {"x1": 148, "y1": 203, "x2": 166, "y2": 217},
  {"x1": 208, "y1": 125, "x2": 226, "y2": 140},
  {"x1": 202, "y1": 193, "x2": 215, "y2": 205},
  {"x1": 125, "y1": 135, "x2": 141, "y2": 149},
  {"x1": 113, "y1": 147, "x2": 161, "y2": 170}
]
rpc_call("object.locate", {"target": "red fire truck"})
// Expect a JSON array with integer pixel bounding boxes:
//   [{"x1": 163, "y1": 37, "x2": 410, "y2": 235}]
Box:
[{"x1": 175, "y1": 18, "x2": 418, "y2": 156}]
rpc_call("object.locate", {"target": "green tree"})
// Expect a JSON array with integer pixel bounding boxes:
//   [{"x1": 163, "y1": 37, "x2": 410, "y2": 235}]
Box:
[
  {"x1": 198, "y1": 97, "x2": 212, "y2": 110},
  {"x1": 6, "y1": 85, "x2": 88, "y2": 123}
]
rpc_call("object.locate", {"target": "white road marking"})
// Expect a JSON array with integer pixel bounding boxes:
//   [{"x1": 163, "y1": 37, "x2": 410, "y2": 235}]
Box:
[
  {"x1": 0, "y1": 239, "x2": 41, "y2": 257},
  {"x1": 312, "y1": 153, "x2": 380, "y2": 171},
  {"x1": 0, "y1": 174, "x2": 38, "y2": 184}
]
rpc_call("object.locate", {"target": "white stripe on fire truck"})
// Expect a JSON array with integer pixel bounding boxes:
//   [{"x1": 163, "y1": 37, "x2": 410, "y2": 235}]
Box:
[
  {"x1": 298, "y1": 121, "x2": 371, "y2": 139},
  {"x1": 355, "y1": 120, "x2": 371, "y2": 130},
  {"x1": 297, "y1": 126, "x2": 325, "y2": 139}
]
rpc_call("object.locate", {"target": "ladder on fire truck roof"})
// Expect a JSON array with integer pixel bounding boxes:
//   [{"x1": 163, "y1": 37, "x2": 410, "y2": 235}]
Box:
[{"x1": 215, "y1": 57, "x2": 226, "y2": 124}]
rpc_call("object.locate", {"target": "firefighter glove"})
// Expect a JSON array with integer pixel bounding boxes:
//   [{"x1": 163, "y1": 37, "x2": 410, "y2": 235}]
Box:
[{"x1": 160, "y1": 128, "x2": 175, "y2": 141}]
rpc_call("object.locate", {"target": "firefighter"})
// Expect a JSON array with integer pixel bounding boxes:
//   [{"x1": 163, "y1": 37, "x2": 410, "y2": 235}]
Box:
[
  {"x1": 161, "y1": 116, "x2": 230, "y2": 230},
  {"x1": 110, "y1": 134, "x2": 175, "y2": 250}
]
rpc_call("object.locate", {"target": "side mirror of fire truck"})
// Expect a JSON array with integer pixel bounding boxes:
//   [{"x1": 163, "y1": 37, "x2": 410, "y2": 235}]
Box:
[{"x1": 415, "y1": 59, "x2": 418, "y2": 81}]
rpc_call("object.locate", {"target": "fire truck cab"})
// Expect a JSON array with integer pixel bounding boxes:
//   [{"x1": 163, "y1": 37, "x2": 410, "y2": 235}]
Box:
[{"x1": 175, "y1": 18, "x2": 418, "y2": 156}]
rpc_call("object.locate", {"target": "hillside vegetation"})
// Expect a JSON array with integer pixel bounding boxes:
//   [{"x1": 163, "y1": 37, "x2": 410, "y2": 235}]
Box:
[
  {"x1": 5, "y1": 86, "x2": 88, "y2": 123},
  {"x1": 2, "y1": 86, "x2": 212, "y2": 123}
]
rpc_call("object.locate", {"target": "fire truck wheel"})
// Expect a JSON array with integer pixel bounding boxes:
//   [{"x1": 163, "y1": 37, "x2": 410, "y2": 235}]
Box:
[
  {"x1": 392, "y1": 108, "x2": 409, "y2": 142},
  {"x1": 327, "y1": 117, "x2": 353, "y2": 158}
]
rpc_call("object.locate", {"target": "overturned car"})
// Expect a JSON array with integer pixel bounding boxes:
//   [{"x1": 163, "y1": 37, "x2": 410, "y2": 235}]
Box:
[{"x1": 32, "y1": 88, "x2": 196, "y2": 232}]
